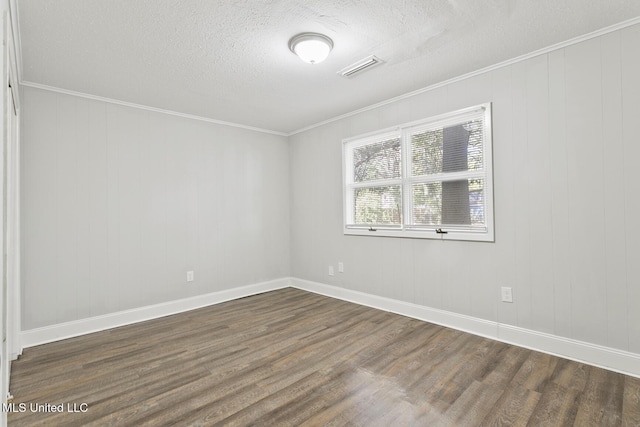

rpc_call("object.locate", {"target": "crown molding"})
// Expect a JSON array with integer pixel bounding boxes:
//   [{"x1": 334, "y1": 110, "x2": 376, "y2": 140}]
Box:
[
  {"x1": 15, "y1": 14, "x2": 640, "y2": 138},
  {"x1": 19, "y1": 81, "x2": 289, "y2": 137},
  {"x1": 8, "y1": 0, "x2": 23, "y2": 82},
  {"x1": 287, "y1": 15, "x2": 640, "y2": 136}
]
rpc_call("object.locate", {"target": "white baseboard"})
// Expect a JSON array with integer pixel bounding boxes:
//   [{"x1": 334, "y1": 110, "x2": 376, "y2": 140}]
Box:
[
  {"x1": 18, "y1": 277, "x2": 640, "y2": 378},
  {"x1": 291, "y1": 278, "x2": 640, "y2": 378},
  {"x1": 19, "y1": 278, "x2": 291, "y2": 351}
]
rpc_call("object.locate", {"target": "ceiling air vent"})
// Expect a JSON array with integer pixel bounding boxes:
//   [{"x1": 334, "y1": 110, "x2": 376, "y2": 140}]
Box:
[{"x1": 338, "y1": 55, "x2": 384, "y2": 78}]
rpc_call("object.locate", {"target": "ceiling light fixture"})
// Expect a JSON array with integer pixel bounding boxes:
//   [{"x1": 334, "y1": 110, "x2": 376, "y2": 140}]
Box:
[{"x1": 288, "y1": 32, "x2": 333, "y2": 65}]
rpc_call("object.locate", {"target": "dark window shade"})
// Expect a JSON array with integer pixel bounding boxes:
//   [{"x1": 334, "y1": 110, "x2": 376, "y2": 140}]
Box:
[
  {"x1": 411, "y1": 120, "x2": 484, "y2": 177},
  {"x1": 411, "y1": 179, "x2": 485, "y2": 227}
]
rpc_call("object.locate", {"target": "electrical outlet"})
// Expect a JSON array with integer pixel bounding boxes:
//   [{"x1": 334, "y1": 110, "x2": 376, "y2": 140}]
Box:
[
  {"x1": 501, "y1": 287, "x2": 513, "y2": 303},
  {"x1": 328, "y1": 266, "x2": 334, "y2": 276},
  {"x1": 338, "y1": 262, "x2": 344, "y2": 273},
  {"x1": 187, "y1": 271, "x2": 194, "y2": 282}
]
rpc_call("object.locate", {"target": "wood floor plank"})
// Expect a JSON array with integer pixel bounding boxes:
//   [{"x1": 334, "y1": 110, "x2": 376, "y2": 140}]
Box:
[
  {"x1": 549, "y1": 357, "x2": 590, "y2": 392},
  {"x1": 437, "y1": 380, "x2": 505, "y2": 427},
  {"x1": 478, "y1": 384, "x2": 540, "y2": 427},
  {"x1": 510, "y1": 351, "x2": 560, "y2": 393},
  {"x1": 526, "y1": 382, "x2": 581, "y2": 426},
  {"x1": 478, "y1": 344, "x2": 530, "y2": 388},
  {"x1": 7, "y1": 288, "x2": 639, "y2": 426},
  {"x1": 623, "y1": 376, "x2": 640, "y2": 427},
  {"x1": 573, "y1": 367, "x2": 625, "y2": 426}
]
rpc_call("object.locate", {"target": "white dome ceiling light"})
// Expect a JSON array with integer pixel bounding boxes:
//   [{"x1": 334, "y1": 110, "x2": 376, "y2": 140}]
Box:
[{"x1": 288, "y1": 32, "x2": 334, "y2": 65}]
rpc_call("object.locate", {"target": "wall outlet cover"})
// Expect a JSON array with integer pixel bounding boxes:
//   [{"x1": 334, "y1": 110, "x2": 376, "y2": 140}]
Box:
[{"x1": 501, "y1": 287, "x2": 513, "y2": 303}]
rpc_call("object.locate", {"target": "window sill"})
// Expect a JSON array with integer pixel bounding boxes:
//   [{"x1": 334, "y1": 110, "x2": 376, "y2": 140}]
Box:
[{"x1": 343, "y1": 226, "x2": 494, "y2": 242}]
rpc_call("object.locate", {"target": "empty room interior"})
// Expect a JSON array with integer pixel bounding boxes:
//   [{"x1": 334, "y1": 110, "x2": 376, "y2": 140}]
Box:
[{"x1": 1, "y1": 0, "x2": 640, "y2": 425}]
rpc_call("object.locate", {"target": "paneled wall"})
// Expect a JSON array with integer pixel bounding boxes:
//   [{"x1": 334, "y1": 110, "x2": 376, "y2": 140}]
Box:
[
  {"x1": 289, "y1": 24, "x2": 640, "y2": 354},
  {"x1": 21, "y1": 87, "x2": 291, "y2": 330},
  {"x1": 20, "y1": 23, "x2": 640, "y2": 359}
]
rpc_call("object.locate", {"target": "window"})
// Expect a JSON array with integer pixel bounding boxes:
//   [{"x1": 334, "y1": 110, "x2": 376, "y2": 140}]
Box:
[{"x1": 343, "y1": 103, "x2": 493, "y2": 242}]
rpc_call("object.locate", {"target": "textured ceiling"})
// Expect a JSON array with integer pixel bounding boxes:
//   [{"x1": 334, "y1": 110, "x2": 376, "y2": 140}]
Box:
[{"x1": 16, "y1": 0, "x2": 640, "y2": 134}]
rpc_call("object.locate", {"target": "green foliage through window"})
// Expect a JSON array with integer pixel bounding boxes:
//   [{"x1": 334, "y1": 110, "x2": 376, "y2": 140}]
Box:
[
  {"x1": 354, "y1": 186, "x2": 402, "y2": 225},
  {"x1": 353, "y1": 138, "x2": 401, "y2": 182},
  {"x1": 343, "y1": 104, "x2": 493, "y2": 241}
]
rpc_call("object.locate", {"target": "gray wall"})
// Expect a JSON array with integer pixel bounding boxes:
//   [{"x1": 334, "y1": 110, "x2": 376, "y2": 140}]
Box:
[
  {"x1": 21, "y1": 86, "x2": 290, "y2": 330},
  {"x1": 20, "y1": 24, "x2": 640, "y2": 358},
  {"x1": 289, "y1": 25, "x2": 640, "y2": 354}
]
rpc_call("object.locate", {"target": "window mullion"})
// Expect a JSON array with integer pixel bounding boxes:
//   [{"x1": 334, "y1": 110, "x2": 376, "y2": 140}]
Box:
[
  {"x1": 348, "y1": 178, "x2": 403, "y2": 189},
  {"x1": 401, "y1": 129, "x2": 412, "y2": 228},
  {"x1": 409, "y1": 170, "x2": 485, "y2": 184}
]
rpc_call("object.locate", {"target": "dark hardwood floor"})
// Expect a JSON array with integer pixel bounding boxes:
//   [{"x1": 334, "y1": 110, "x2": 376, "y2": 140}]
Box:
[{"x1": 8, "y1": 288, "x2": 640, "y2": 426}]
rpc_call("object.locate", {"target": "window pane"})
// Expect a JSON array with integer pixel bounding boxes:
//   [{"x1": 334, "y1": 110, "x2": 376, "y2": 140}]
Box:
[
  {"x1": 353, "y1": 137, "x2": 401, "y2": 182},
  {"x1": 411, "y1": 120, "x2": 484, "y2": 176},
  {"x1": 412, "y1": 182, "x2": 442, "y2": 225},
  {"x1": 353, "y1": 186, "x2": 402, "y2": 225},
  {"x1": 412, "y1": 179, "x2": 484, "y2": 226}
]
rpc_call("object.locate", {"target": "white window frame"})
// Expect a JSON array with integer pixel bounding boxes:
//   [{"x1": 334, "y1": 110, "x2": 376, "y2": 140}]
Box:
[{"x1": 342, "y1": 103, "x2": 494, "y2": 242}]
